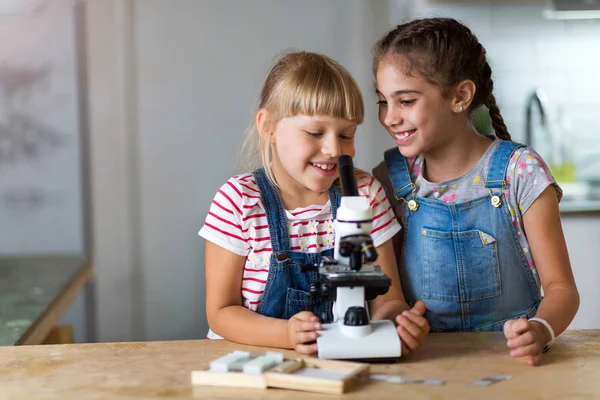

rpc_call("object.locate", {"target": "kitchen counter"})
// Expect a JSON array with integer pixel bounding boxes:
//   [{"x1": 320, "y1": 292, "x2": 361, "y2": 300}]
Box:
[
  {"x1": 560, "y1": 199, "x2": 600, "y2": 213},
  {"x1": 0, "y1": 330, "x2": 597, "y2": 399},
  {"x1": 558, "y1": 181, "x2": 600, "y2": 213},
  {"x1": 0, "y1": 255, "x2": 92, "y2": 346}
]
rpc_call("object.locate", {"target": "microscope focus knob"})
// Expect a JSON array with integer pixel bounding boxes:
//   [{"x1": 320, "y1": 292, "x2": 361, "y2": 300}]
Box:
[
  {"x1": 344, "y1": 306, "x2": 369, "y2": 326},
  {"x1": 339, "y1": 243, "x2": 352, "y2": 257}
]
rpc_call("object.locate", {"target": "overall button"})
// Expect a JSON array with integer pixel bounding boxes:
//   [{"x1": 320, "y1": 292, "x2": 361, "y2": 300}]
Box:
[
  {"x1": 408, "y1": 199, "x2": 419, "y2": 211},
  {"x1": 491, "y1": 195, "x2": 502, "y2": 208},
  {"x1": 276, "y1": 252, "x2": 290, "y2": 261}
]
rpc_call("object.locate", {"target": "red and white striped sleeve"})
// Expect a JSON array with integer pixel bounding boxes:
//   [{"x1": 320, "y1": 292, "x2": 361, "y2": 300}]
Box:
[
  {"x1": 356, "y1": 172, "x2": 401, "y2": 248},
  {"x1": 198, "y1": 177, "x2": 252, "y2": 256}
]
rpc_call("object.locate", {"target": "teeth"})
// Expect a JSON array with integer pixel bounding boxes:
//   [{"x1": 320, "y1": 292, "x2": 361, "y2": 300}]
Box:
[
  {"x1": 313, "y1": 163, "x2": 335, "y2": 171},
  {"x1": 396, "y1": 131, "x2": 413, "y2": 140}
]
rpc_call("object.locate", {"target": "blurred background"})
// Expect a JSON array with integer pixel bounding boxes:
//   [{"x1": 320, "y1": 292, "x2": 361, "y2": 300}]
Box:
[{"x1": 0, "y1": 0, "x2": 598, "y2": 345}]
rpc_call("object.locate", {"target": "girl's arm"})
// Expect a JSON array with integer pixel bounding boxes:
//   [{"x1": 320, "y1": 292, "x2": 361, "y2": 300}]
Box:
[
  {"x1": 505, "y1": 185, "x2": 580, "y2": 364},
  {"x1": 368, "y1": 239, "x2": 410, "y2": 320},
  {"x1": 368, "y1": 238, "x2": 430, "y2": 353},
  {"x1": 205, "y1": 241, "x2": 320, "y2": 353},
  {"x1": 525, "y1": 186, "x2": 579, "y2": 335}
]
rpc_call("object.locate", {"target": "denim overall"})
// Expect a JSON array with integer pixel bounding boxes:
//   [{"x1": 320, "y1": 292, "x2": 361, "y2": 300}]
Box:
[
  {"x1": 253, "y1": 168, "x2": 341, "y2": 319},
  {"x1": 384, "y1": 141, "x2": 541, "y2": 331}
]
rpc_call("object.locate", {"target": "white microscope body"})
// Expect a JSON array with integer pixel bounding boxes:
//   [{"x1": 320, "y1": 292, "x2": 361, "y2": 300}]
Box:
[{"x1": 314, "y1": 155, "x2": 402, "y2": 361}]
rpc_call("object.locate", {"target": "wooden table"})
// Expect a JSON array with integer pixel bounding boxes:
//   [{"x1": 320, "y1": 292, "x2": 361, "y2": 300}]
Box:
[{"x1": 0, "y1": 330, "x2": 598, "y2": 399}]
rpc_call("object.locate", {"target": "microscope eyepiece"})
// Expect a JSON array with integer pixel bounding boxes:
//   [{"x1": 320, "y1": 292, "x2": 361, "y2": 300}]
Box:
[{"x1": 338, "y1": 155, "x2": 358, "y2": 197}]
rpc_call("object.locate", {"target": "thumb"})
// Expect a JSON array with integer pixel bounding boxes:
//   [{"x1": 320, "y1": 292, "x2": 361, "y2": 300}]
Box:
[
  {"x1": 409, "y1": 300, "x2": 427, "y2": 316},
  {"x1": 504, "y1": 317, "x2": 528, "y2": 339},
  {"x1": 293, "y1": 311, "x2": 317, "y2": 321},
  {"x1": 504, "y1": 319, "x2": 518, "y2": 339}
]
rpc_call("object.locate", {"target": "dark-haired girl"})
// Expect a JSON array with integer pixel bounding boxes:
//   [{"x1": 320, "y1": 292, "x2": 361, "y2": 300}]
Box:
[{"x1": 372, "y1": 18, "x2": 579, "y2": 366}]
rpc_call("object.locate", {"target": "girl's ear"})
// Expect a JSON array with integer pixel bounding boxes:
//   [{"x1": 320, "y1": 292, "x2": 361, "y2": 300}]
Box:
[
  {"x1": 452, "y1": 79, "x2": 476, "y2": 113},
  {"x1": 256, "y1": 108, "x2": 276, "y2": 144}
]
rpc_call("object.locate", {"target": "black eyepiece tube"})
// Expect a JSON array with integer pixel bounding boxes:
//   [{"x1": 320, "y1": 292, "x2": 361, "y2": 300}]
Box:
[{"x1": 338, "y1": 155, "x2": 358, "y2": 196}]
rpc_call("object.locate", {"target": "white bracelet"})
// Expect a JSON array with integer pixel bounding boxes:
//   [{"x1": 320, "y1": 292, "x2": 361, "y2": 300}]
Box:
[{"x1": 528, "y1": 317, "x2": 555, "y2": 352}]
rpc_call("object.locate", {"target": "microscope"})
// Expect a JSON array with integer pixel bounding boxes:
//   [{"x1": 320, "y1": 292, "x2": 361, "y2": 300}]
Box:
[{"x1": 309, "y1": 155, "x2": 402, "y2": 360}]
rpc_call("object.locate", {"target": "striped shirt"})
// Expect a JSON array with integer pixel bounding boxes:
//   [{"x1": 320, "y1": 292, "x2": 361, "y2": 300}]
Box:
[{"x1": 199, "y1": 171, "x2": 401, "y2": 339}]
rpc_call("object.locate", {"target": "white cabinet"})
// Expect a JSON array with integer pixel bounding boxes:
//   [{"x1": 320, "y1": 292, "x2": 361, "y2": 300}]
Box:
[{"x1": 561, "y1": 213, "x2": 600, "y2": 329}]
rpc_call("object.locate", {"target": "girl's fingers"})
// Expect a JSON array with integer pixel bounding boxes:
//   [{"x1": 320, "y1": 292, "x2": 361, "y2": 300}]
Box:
[
  {"x1": 400, "y1": 311, "x2": 430, "y2": 331},
  {"x1": 293, "y1": 311, "x2": 318, "y2": 322},
  {"x1": 506, "y1": 330, "x2": 536, "y2": 349},
  {"x1": 510, "y1": 318, "x2": 530, "y2": 335},
  {"x1": 504, "y1": 318, "x2": 529, "y2": 340},
  {"x1": 397, "y1": 316, "x2": 424, "y2": 339},
  {"x1": 295, "y1": 330, "x2": 318, "y2": 344},
  {"x1": 510, "y1": 343, "x2": 542, "y2": 358},
  {"x1": 409, "y1": 300, "x2": 427, "y2": 316},
  {"x1": 503, "y1": 320, "x2": 519, "y2": 340},
  {"x1": 296, "y1": 342, "x2": 318, "y2": 355},
  {"x1": 527, "y1": 354, "x2": 543, "y2": 366},
  {"x1": 297, "y1": 320, "x2": 322, "y2": 332},
  {"x1": 397, "y1": 325, "x2": 420, "y2": 350}
]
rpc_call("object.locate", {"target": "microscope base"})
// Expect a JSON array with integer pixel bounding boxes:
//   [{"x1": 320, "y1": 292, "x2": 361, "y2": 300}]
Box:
[{"x1": 316, "y1": 320, "x2": 401, "y2": 360}]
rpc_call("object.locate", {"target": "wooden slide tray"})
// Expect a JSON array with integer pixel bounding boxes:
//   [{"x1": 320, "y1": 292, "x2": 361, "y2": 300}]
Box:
[{"x1": 191, "y1": 351, "x2": 370, "y2": 395}]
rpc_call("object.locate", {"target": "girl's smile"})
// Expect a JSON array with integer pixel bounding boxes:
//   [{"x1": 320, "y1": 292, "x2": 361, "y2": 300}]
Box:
[
  {"x1": 393, "y1": 129, "x2": 417, "y2": 146},
  {"x1": 310, "y1": 161, "x2": 338, "y2": 177}
]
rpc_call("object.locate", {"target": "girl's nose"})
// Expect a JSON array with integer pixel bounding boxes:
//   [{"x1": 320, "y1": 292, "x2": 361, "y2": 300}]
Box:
[
  {"x1": 384, "y1": 106, "x2": 403, "y2": 128},
  {"x1": 322, "y1": 137, "x2": 341, "y2": 158}
]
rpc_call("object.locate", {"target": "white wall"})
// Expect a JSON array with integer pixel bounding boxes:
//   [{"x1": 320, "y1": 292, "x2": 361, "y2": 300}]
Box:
[
  {"x1": 87, "y1": 0, "x2": 395, "y2": 342},
  {"x1": 86, "y1": 0, "x2": 140, "y2": 342}
]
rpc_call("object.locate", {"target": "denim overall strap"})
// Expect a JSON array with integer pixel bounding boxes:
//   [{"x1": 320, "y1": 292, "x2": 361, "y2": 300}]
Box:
[
  {"x1": 329, "y1": 186, "x2": 341, "y2": 220},
  {"x1": 253, "y1": 168, "x2": 291, "y2": 256},
  {"x1": 485, "y1": 141, "x2": 524, "y2": 189},
  {"x1": 384, "y1": 148, "x2": 414, "y2": 200}
]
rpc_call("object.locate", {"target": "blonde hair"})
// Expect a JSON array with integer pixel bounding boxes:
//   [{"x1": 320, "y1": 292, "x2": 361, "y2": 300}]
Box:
[{"x1": 239, "y1": 51, "x2": 364, "y2": 186}]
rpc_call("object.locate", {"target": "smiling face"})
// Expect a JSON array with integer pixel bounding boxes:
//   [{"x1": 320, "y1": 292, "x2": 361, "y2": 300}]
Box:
[
  {"x1": 376, "y1": 58, "x2": 456, "y2": 159},
  {"x1": 270, "y1": 114, "x2": 357, "y2": 196}
]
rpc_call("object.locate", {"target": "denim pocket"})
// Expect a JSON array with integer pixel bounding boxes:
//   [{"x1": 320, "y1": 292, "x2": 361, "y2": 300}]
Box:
[
  {"x1": 284, "y1": 288, "x2": 313, "y2": 319},
  {"x1": 422, "y1": 228, "x2": 501, "y2": 302}
]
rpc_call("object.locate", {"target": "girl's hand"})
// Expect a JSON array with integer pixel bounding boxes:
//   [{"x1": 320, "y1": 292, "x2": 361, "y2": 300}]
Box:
[
  {"x1": 504, "y1": 317, "x2": 549, "y2": 366},
  {"x1": 395, "y1": 300, "x2": 430, "y2": 355},
  {"x1": 286, "y1": 311, "x2": 321, "y2": 355}
]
